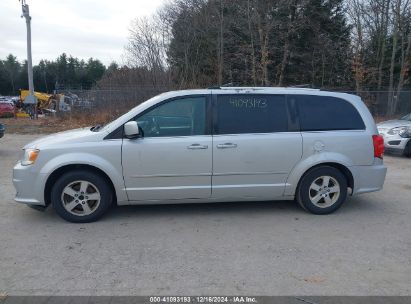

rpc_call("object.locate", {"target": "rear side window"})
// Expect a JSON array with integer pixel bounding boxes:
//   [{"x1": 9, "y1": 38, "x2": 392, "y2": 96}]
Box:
[
  {"x1": 215, "y1": 94, "x2": 288, "y2": 134},
  {"x1": 294, "y1": 95, "x2": 365, "y2": 131}
]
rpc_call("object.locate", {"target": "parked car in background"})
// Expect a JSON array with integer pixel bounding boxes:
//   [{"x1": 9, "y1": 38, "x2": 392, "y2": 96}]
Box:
[
  {"x1": 13, "y1": 88, "x2": 387, "y2": 223},
  {"x1": 0, "y1": 97, "x2": 15, "y2": 118},
  {"x1": 10, "y1": 96, "x2": 20, "y2": 105},
  {"x1": 377, "y1": 113, "x2": 411, "y2": 157},
  {"x1": 0, "y1": 123, "x2": 5, "y2": 138}
]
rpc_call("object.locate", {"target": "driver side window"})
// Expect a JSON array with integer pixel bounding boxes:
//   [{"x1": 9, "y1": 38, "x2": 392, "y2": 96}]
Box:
[{"x1": 136, "y1": 96, "x2": 207, "y2": 138}]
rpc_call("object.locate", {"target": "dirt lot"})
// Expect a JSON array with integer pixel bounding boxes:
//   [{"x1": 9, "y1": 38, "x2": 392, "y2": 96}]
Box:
[{"x1": 0, "y1": 133, "x2": 410, "y2": 296}]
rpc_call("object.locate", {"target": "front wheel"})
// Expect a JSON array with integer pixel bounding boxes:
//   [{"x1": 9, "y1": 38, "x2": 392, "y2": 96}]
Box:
[
  {"x1": 403, "y1": 141, "x2": 411, "y2": 158},
  {"x1": 51, "y1": 170, "x2": 113, "y2": 223},
  {"x1": 296, "y1": 166, "x2": 348, "y2": 214}
]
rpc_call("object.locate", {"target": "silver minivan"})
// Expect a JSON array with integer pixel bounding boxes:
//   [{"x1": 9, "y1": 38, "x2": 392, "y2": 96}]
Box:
[{"x1": 13, "y1": 88, "x2": 387, "y2": 222}]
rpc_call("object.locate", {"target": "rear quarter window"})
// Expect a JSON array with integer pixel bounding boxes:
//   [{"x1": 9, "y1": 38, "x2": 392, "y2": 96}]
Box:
[{"x1": 293, "y1": 95, "x2": 365, "y2": 131}]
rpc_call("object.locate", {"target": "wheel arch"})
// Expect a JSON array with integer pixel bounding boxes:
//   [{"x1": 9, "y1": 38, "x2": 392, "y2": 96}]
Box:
[
  {"x1": 295, "y1": 162, "x2": 354, "y2": 196},
  {"x1": 44, "y1": 164, "x2": 118, "y2": 207},
  {"x1": 285, "y1": 151, "x2": 356, "y2": 197},
  {"x1": 404, "y1": 139, "x2": 411, "y2": 157}
]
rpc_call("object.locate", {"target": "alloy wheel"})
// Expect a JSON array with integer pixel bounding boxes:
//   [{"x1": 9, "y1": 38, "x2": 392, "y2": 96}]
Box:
[
  {"x1": 308, "y1": 176, "x2": 340, "y2": 208},
  {"x1": 60, "y1": 180, "x2": 101, "y2": 216}
]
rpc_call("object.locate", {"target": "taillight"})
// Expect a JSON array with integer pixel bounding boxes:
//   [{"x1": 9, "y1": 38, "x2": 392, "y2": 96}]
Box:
[{"x1": 373, "y1": 135, "x2": 384, "y2": 159}]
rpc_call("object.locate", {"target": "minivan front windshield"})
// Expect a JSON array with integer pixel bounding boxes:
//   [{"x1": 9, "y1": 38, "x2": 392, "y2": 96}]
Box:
[{"x1": 400, "y1": 113, "x2": 411, "y2": 121}]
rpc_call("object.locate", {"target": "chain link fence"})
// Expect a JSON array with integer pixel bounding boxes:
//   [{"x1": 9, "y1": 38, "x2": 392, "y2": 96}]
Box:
[
  {"x1": 56, "y1": 87, "x2": 411, "y2": 118},
  {"x1": 57, "y1": 86, "x2": 168, "y2": 115},
  {"x1": 341, "y1": 91, "x2": 411, "y2": 116}
]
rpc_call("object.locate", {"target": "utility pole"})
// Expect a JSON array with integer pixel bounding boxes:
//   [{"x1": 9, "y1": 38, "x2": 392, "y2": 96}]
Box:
[{"x1": 20, "y1": 0, "x2": 37, "y2": 119}]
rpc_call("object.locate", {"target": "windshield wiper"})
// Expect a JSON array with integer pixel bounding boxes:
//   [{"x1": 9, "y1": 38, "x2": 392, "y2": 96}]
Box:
[{"x1": 90, "y1": 124, "x2": 102, "y2": 132}]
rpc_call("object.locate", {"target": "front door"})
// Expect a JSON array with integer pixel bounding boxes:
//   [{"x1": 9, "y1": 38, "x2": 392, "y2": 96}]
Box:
[
  {"x1": 212, "y1": 93, "x2": 302, "y2": 199},
  {"x1": 122, "y1": 95, "x2": 212, "y2": 201}
]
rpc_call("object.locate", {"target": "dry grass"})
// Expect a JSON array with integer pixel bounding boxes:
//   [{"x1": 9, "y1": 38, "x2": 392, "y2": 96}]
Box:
[
  {"x1": 55, "y1": 110, "x2": 121, "y2": 130},
  {"x1": 0, "y1": 109, "x2": 125, "y2": 134}
]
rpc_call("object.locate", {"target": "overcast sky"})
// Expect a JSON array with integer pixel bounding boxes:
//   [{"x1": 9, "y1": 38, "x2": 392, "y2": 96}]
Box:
[{"x1": 0, "y1": 0, "x2": 165, "y2": 66}]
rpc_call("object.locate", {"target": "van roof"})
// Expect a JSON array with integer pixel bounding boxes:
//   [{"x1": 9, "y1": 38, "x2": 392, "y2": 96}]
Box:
[{"x1": 155, "y1": 87, "x2": 360, "y2": 102}]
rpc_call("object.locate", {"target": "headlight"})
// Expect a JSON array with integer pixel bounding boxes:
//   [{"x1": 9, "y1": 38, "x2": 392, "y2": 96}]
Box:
[
  {"x1": 387, "y1": 126, "x2": 409, "y2": 137},
  {"x1": 400, "y1": 127, "x2": 411, "y2": 138},
  {"x1": 21, "y1": 149, "x2": 40, "y2": 166}
]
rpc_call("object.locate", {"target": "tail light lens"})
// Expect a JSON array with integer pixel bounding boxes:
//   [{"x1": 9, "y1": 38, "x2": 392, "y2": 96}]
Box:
[{"x1": 373, "y1": 135, "x2": 384, "y2": 159}]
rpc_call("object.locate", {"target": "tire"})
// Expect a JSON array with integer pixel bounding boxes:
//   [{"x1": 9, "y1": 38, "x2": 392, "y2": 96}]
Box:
[
  {"x1": 403, "y1": 141, "x2": 411, "y2": 158},
  {"x1": 51, "y1": 170, "x2": 113, "y2": 223},
  {"x1": 296, "y1": 166, "x2": 348, "y2": 215}
]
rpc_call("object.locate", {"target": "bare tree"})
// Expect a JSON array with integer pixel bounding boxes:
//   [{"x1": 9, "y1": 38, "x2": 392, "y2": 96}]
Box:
[
  {"x1": 247, "y1": 0, "x2": 257, "y2": 86},
  {"x1": 217, "y1": 0, "x2": 224, "y2": 85},
  {"x1": 347, "y1": 0, "x2": 368, "y2": 93},
  {"x1": 277, "y1": 0, "x2": 297, "y2": 86},
  {"x1": 125, "y1": 16, "x2": 169, "y2": 88},
  {"x1": 253, "y1": 0, "x2": 276, "y2": 86},
  {"x1": 386, "y1": 0, "x2": 411, "y2": 115}
]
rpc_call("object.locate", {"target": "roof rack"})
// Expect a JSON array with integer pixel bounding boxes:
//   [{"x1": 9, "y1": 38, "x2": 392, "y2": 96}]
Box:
[
  {"x1": 289, "y1": 84, "x2": 313, "y2": 88},
  {"x1": 208, "y1": 83, "x2": 235, "y2": 89},
  {"x1": 207, "y1": 86, "x2": 320, "y2": 91}
]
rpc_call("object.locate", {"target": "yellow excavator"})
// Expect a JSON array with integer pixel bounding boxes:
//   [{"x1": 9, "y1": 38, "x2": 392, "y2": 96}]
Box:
[
  {"x1": 18, "y1": 90, "x2": 72, "y2": 118},
  {"x1": 20, "y1": 90, "x2": 59, "y2": 111}
]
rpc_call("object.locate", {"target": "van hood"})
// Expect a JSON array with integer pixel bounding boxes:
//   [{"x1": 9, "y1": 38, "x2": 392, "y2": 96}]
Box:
[{"x1": 23, "y1": 127, "x2": 106, "y2": 149}]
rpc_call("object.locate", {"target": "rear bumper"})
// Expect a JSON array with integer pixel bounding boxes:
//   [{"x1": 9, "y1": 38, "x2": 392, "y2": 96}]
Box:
[
  {"x1": 351, "y1": 160, "x2": 387, "y2": 195},
  {"x1": 13, "y1": 162, "x2": 46, "y2": 206}
]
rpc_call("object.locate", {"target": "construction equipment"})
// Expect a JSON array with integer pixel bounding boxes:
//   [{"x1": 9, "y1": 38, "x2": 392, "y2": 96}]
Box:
[{"x1": 19, "y1": 90, "x2": 71, "y2": 113}]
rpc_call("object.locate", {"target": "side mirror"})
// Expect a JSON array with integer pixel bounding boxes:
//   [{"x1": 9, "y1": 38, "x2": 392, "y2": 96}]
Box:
[{"x1": 124, "y1": 121, "x2": 141, "y2": 139}]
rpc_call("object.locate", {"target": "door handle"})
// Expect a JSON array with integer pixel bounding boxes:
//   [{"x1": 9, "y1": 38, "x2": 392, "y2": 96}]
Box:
[
  {"x1": 217, "y1": 143, "x2": 238, "y2": 149},
  {"x1": 187, "y1": 144, "x2": 208, "y2": 150}
]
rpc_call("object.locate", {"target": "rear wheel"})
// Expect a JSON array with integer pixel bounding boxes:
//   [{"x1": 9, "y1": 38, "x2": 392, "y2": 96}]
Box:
[
  {"x1": 297, "y1": 166, "x2": 348, "y2": 214},
  {"x1": 51, "y1": 170, "x2": 113, "y2": 223}
]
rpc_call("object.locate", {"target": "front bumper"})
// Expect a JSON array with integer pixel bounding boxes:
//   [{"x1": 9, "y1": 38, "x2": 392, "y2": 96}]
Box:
[
  {"x1": 13, "y1": 162, "x2": 47, "y2": 206},
  {"x1": 379, "y1": 133, "x2": 410, "y2": 154}
]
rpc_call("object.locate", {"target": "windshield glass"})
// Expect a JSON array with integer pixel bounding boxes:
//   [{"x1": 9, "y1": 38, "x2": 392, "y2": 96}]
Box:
[
  {"x1": 400, "y1": 113, "x2": 411, "y2": 121},
  {"x1": 100, "y1": 94, "x2": 165, "y2": 132}
]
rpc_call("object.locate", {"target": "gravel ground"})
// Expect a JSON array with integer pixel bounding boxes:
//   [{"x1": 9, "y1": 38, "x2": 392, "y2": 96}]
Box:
[{"x1": 0, "y1": 134, "x2": 410, "y2": 296}]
